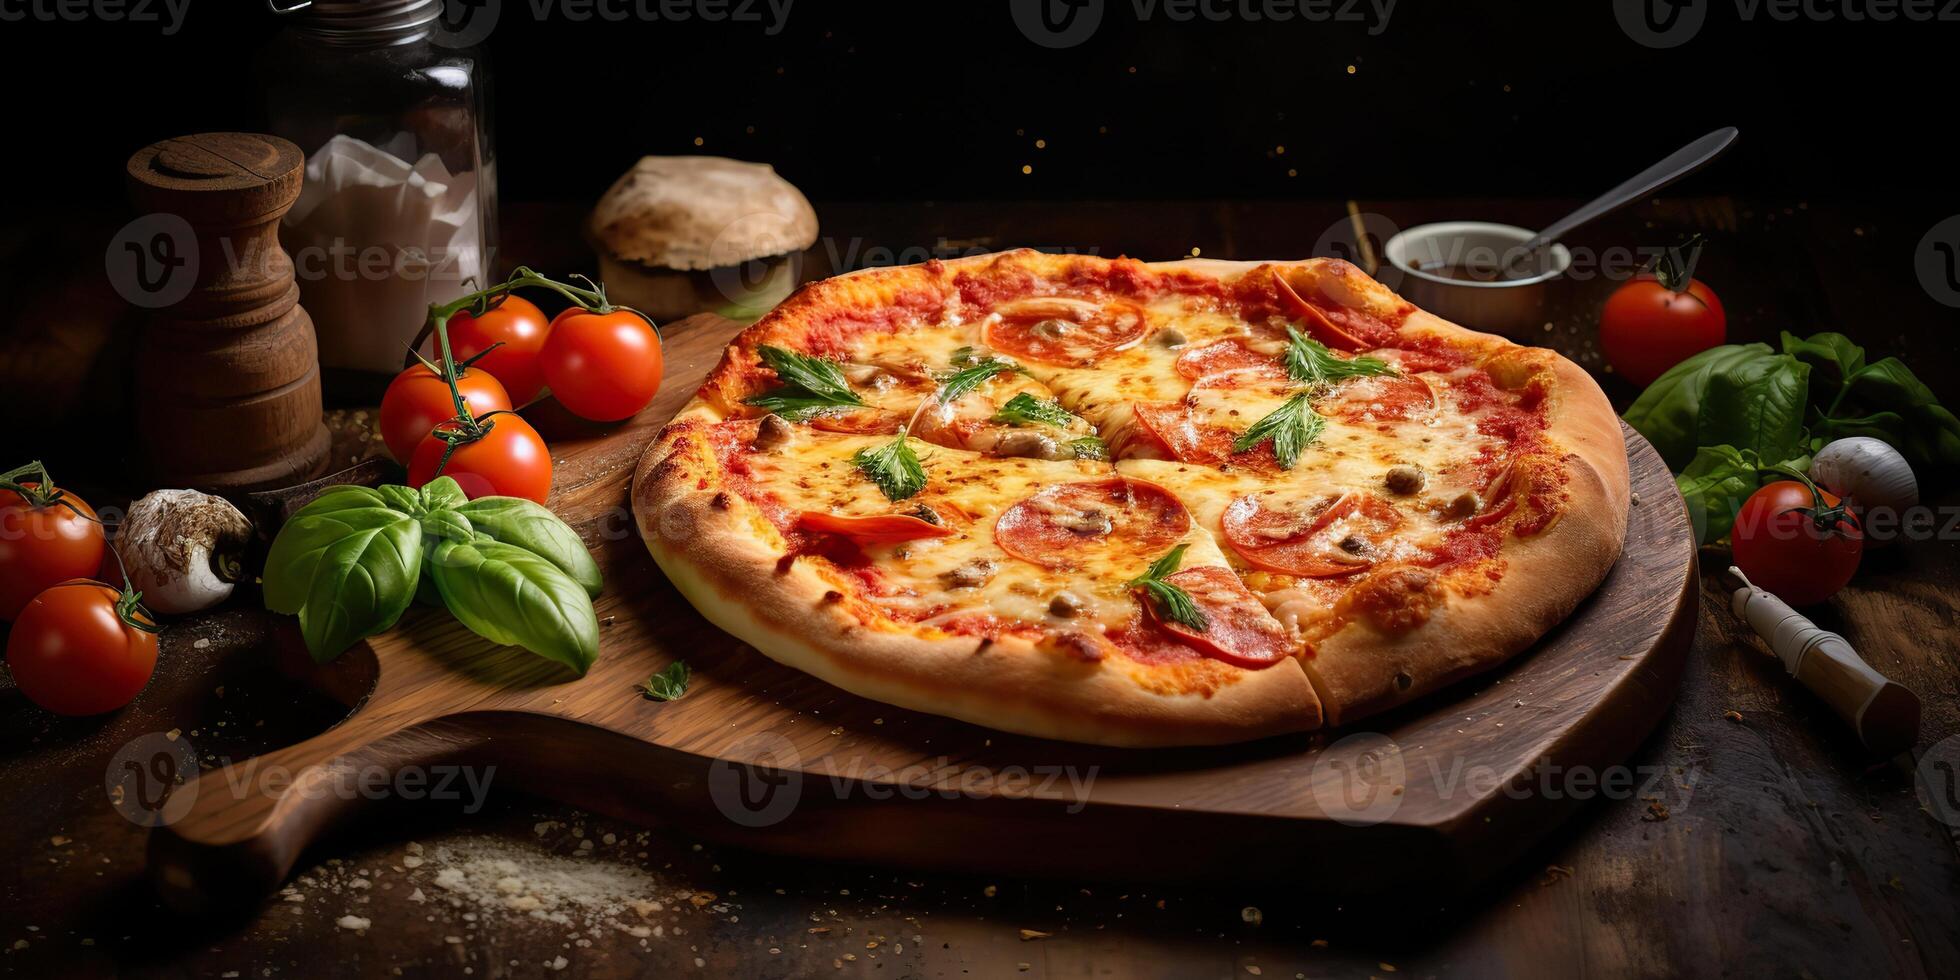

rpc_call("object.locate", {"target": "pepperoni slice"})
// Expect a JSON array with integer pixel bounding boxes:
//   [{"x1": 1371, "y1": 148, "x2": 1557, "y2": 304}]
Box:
[
  {"x1": 994, "y1": 478, "x2": 1191, "y2": 569},
  {"x1": 982, "y1": 297, "x2": 1148, "y2": 366},
  {"x1": 1274, "y1": 274, "x2": 1368, "y2": 351},
  {"x1": 796, "y1": 511, "x2": 955, "y2": 543},
  {"x1": 1130, "y1": 370, "x2": 1295, "y2": 472},
  {"x1": 1139, "y1": 565, "x2": 1291, "y2": 668},
  {"x1": 1221, "y1": 492, "x2": 1404, "y2": 578},
  {"x1": 1316, "y1": 372, "x2": 1437, "y2": 424},
  {"x1": 1174, "y1": 339, "x2": 1282, "y2": 380}
]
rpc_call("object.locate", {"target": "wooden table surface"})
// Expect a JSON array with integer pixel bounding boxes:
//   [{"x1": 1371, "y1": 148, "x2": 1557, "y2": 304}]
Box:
[{"x1": 3, "y1": 199, "x2": 1957, "y2": 978}]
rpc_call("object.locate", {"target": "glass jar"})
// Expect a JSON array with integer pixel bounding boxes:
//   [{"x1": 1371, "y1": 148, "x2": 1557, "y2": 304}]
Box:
[{"x1": 258, "y1": 0, "x2": 497, "y2": 379}]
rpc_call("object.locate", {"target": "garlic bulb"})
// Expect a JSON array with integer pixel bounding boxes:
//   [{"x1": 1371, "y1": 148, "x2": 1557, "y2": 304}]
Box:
[
  {"x1": 1810, "y1": 437, "x2": 1917, "y2": 547},
  {"x1": 114, "y1": 489, "x2": 255, "y2": 615}
]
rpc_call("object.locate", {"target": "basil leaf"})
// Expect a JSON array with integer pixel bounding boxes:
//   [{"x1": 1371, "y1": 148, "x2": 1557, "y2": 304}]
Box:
[
  {"x1": 294, "y1": 521, "x2": 423, "y2": 663},
  {"x1": 1834, "y1": 357, "x2": 1960, "y2": 474},
  {"x1": 427, "y1": 537, "x2": 599, "y2": 675},
  {"x1": 1623, "y1": 343, "x2": 1776, "y2": 470},
  {"x1": 1696, "y1": 353, "x2": 1810, "y2": 467},
  {"x1": 418, "y1": 476, "x2": 470, "y2": 514},
  {"x1": 1781, "y1": 330, "x2": 1867, "y2": 404},
  {"x1": 991, "y1": 392, "x2": 1076, "y2": 428},
  {"x1": 852, "y1": 433, "x2": 928, "y2": 501},
  {"x1": 1069, "y1": 435, "x2": 1109, "y2": 461},
  {"x1": 641, "y1": 661, "x2": 691, "y2": 701},
  {"x1": 1675, "y1": 445, "x2": 1762, "y2": 545},
  {"x1": 263, "y1": 486, "x2": 416, "y2": 615},
  {"x1": 455, "y1": 496, "x2": 603, "y2": 597}
]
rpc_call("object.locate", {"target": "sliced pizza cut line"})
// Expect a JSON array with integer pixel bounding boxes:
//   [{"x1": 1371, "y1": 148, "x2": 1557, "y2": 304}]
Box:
[{"x1": 635, "y1": 249, "x2": 1628, "y2": 745}]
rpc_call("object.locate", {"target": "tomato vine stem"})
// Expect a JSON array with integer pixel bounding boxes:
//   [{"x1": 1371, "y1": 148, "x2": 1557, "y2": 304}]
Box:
[{"x1": 413, "y1": 268, "x2": 644, "y2": 478}]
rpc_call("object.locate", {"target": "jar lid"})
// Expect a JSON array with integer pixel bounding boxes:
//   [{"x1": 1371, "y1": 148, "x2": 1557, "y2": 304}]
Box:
[{"x1": 278, "y1": 0, "x2": 443, "y2": 41}]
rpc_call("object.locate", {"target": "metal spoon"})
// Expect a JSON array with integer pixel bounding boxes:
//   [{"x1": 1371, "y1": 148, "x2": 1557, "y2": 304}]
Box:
[{"x1": 1502, "y1": 126, "x2": 1739, "y2": 275}]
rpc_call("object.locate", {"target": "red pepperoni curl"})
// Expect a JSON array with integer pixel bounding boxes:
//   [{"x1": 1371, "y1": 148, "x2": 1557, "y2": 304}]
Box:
[
  {"x1": 1173, "y1": 340, "x2": 1283, "y2": 381},
  {"x1": 994, "y1": 479, "x2": 1191, "y2": 569},
  {"x1": 1221, "y1": 492, "x2": 1404, "y2": 578},
  {"x1": 797, "y1": 511, "x2": 956, "y2": 544},
  {"x1": 982, "y1": 300, "x2": 1148, "y2": 366},
  {"x1": 1139, "y1": 565, "x2": 1292, "y2": 668}
]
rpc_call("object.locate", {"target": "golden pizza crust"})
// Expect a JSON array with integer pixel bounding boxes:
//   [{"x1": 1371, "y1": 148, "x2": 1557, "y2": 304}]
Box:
[
  {"x1": 632, "y1": 413, "x2": 1322, "y2": 747},
  {"x1": 631, "y1": 250, "x2": 1628, "y2": 745}
]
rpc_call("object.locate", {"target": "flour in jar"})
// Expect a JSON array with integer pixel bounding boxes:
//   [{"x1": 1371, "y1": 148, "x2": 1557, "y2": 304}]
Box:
[{"x1": 282, "y1": 134, "x2": 486, "y2": 373}]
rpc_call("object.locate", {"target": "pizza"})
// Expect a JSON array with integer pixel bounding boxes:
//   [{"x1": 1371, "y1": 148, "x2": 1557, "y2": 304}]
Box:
[{"x1": 632, "y1": 250, "x2": 1629, "y2": 746}]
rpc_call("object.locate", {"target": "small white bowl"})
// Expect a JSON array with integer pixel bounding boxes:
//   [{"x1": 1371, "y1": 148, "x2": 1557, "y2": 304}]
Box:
[{"x1": 1382, "y1": 221, "x2": 1571, "y2": 339}]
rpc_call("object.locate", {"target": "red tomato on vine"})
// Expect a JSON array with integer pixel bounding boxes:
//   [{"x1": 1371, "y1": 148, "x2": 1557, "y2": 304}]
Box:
[
  {"x1": 1599, "y1": 239, "x2": 1726, "y2": 387},
  {"x1": 379, "y1": 364, "x2": 512, "y2": 464},
  {"x1": 1730, "y1": 479, "x2": 1863, "y2": 607},
  {"x1": 6, "y1": 578, "x2": 160, "y2": 715},
  {"x1": 449, "y1": 294, "x2": 552, "y2": 404},
  {"x1": 540, "y1": 308, "x2": 664, "y2": 421},
  {"x1": 407, "y1": 413, "x2": 553, "y2": 503},
  {"x1": 0, "y1": 464, "x2": 107, "y2": 621}
]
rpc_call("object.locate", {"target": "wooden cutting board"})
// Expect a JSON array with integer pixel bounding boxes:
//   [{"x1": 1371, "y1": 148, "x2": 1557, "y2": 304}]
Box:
[{"x1": 147, "y1": 314, "x2": 1698, "y2": 914}]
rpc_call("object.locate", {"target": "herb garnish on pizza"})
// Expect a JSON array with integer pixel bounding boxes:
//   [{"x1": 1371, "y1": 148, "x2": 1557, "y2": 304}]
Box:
[{"x1": 633, "y1": 250, "x2": 1629, "y2": 746}]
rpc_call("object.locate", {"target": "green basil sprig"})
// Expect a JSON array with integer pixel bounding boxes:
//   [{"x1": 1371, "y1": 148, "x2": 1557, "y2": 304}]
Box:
[
  {"x1": 264, "y1": 477, "x2": 602, "y2": 673},
  {"x1": 1624, "y1": 331, "x2": 1960, "y2": 480}
]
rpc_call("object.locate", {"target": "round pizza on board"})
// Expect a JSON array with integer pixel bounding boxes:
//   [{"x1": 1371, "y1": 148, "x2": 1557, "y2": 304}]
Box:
[{"x1": 632, "y1": 250, "x2": 1630, "y2": 747}]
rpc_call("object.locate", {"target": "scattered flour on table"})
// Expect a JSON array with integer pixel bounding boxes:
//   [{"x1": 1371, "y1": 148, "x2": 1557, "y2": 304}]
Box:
[{"x1": 422, "y1": 839, "x2": 664, "y2": 927}]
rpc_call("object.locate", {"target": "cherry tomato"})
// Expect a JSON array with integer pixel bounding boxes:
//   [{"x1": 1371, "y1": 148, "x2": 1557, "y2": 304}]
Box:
[
  {"x1": 378, "y1": 365, "x2": 512, "y2": 464},
  {"x1": 1731, "y1": 480, "x2": 1863, "y2": 606},
  {"x1": 449, "y1": 294, "x2": 552, "y2": 404},
  {"x1": 539, "y1": 308, "x2": 664, "y2": 421},
  {"x1": 1598, "y1": 273, "x2": 1727, "y2": 387},
  {"x1": 0, "y1": 480, "x2": 106, "y2": 621},
  {"x1": 6, "y1": 579, "x2": 159, "y2": 716},
  {"x1": 407, "y1": 413, "x2": 553, "y2": 503}
]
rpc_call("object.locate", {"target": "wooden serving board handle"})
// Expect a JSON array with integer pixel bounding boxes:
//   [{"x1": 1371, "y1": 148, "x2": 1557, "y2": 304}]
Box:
[{"x1": 147, "y1": 698, "x2": 477, "y2": 916}]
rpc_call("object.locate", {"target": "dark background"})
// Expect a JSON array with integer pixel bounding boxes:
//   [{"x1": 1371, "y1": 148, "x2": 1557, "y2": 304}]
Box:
[{"x1": 0, "y1": 0, "x2": 1952, "y2": 209}]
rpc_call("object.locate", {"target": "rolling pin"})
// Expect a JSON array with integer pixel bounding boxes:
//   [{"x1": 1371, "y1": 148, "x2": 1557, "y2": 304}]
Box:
[{"x1": 1722, "y1": 566, "x2": 1921, "y2": 756}]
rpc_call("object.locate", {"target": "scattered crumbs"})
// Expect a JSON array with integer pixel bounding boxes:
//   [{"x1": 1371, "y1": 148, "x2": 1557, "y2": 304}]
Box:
[
  {"x1": 1311, "y1": 939, "x2": 1329, "y2": 948},
  {"x1": 983, "y1": 885, "x2": 998, "y2": 898},
  {"x1": 1241, "y1": 906, "x2": 1263, "y2": 926},
  {"x1": 1645, "y1": 800, "x2": 1672, "y2": 822},
  {"x1": 193, "y1": 637, "x2": 212, "y2": 650},
  {"x1": 1380, "y1": 963, "x2": 1398, "y2": 973},
  {"x1": 49, "y1": 836, "x2": 69, "y2": 847},
  {"x1": 1724, "y1": 710, "x2": 1744, "y2": 723},
  {"x1": 1246, "y1": 966, "x2": 1263, "y2": 976},
  {"x1": 1018, "y1": 929, "x2": 1051, "y2": 941},
  {"x1": 336, "y1": 915, "x2": 371, "y2": 932}
]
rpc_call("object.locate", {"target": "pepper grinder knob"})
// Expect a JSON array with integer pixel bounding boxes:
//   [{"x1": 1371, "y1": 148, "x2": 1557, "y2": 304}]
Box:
[{"x1": 1725, "y1": 567, "x2": 1920, "y2": 756}]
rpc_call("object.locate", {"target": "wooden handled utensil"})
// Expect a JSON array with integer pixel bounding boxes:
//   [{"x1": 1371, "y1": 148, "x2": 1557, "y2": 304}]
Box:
[{"x1": 1722, "y1": 566, "x2": 1920, "y2": 756}]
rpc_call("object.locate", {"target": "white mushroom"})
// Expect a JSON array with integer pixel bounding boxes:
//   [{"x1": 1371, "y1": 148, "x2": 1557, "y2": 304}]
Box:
[{"x1": 113, "y1": 489, "x2": 254, "y2": 615}]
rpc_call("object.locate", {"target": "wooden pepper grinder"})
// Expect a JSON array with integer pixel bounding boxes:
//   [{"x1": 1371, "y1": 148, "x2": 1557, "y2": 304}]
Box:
[{"x1": 125, "y1": 133, "x2": 331, "y2": 491}]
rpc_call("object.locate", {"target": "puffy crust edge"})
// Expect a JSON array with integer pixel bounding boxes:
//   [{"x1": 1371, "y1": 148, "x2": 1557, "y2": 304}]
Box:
[
  {"x1": 630, "y1": 411, "x2": 1322, "y2": 748},
  {"x1": 637, "y1": 249, "x2": 1630, "y2": 741},
  {"x1": 1298, "y1": 309, "x2": 1631, "y2": 725}
]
